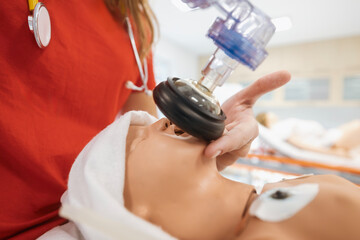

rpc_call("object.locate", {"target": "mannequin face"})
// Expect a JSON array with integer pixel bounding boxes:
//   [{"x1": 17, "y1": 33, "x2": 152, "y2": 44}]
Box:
[{"x1": 124, "y1": 118, "x2": 255, "y2": 240}]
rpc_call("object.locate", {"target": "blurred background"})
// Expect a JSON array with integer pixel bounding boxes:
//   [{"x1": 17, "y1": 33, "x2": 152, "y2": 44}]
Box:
[
  {"x1": 150, "y1": 0, "x2": 360, "y2": 126},
  {"x1": 150, "y1": 0, "x2": 360, "y2": 187}
]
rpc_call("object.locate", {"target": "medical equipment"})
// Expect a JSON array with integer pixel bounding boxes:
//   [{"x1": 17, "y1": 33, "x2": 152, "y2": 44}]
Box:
[
  {"x1": 26, "y1": 0, "x2": 148, "y2": 93},
  {"x1": 153, "y1": 0, "x2": 275, "y2": 141},
  {"x1": 27, "y1": 0, "x2": 51, "y2": 48},
  {"x1": 124, "y1": 18, "x2": 151, "y2": 95}
]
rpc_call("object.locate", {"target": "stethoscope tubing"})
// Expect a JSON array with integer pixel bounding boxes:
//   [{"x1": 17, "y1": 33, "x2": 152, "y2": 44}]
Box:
[{"x1": 125, "y1": 17, "x2": 149, "y2": 93}]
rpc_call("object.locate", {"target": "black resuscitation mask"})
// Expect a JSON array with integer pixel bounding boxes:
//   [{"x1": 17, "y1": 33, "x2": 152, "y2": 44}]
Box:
[{"x1": 154, "y1": 77, "x2": 226, "y2": 142}]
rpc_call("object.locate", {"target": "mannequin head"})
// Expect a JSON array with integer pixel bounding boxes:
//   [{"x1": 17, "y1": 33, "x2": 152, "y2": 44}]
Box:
[
  {"x1": 124, "y1": 118, "x2": 255, "y2": 240},
  {"x1": 256, "y1": 112, "x2": 278, "y2": 128}
]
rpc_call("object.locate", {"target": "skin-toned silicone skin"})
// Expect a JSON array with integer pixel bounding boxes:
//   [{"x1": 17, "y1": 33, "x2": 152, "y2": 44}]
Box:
[
  {"x1": 237, "y1": 175, "x2": 360, "y2": 240},
  {"x1": 124, "y1": 118, "x2": 256, "y2": 240},
  {"x1": 124, "y1": 118, "x2": 360, "y2": 240}
]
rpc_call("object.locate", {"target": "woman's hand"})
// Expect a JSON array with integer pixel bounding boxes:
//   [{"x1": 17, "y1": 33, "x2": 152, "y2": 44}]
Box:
[{"x1": 204, "y1": 70, "x2": 291, "y2": 171}]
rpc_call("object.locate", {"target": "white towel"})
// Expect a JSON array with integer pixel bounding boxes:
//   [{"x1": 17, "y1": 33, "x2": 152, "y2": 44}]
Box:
[{"x1": 39, "y1": 111, "x2": 176, "y2": 240}]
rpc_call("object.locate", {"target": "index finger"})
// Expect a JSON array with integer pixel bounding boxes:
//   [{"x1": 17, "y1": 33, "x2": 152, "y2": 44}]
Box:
[{"x1": 236, "y1": 70, "x2": 291, "y2": 105}]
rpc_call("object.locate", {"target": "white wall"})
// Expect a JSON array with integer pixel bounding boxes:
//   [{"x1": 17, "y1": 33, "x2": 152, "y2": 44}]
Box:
[
  {"x1": 199, "y1": 36, "x2": 360, "y2": 127},
  {"x1": 153, "y1": 37, "x2": 199, "y2": 84}
]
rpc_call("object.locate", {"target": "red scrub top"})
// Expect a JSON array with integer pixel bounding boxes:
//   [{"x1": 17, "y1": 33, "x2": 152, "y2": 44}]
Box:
[{"x1": 0, "y1": 1, "x2": 156, "y2": 239}]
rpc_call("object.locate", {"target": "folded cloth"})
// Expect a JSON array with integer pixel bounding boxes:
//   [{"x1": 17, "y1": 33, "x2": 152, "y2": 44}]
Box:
[{"x1": 39, "y1": 111, "x2": 176, "y2": 240}]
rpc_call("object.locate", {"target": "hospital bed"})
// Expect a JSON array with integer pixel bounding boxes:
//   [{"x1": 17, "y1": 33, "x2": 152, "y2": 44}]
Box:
[
  {"x1": 257, "y1": 124, "x2": 360, "y2": 169},
  {"x1": 223, "y1": 124, "x2": 360, "y2": 186}
]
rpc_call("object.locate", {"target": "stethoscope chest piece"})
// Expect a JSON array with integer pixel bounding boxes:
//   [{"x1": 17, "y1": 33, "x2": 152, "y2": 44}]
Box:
[{"x1": 28, "y1": 2, "x2": 51, "y2": 48}]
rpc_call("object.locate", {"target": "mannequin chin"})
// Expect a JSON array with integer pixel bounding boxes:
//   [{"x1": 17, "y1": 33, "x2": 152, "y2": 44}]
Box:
[
  {"x1": 124, "y1": 118, "x2": 256, "y2": 240},
  {"x1": 124, "y1": 118, "x2": 360, "y2": 240}
]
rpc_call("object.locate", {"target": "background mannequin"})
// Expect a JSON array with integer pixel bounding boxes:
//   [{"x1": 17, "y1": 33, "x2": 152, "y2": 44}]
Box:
[{"x1": 256, "y1": 112, "x2": 360, "y2": 158}]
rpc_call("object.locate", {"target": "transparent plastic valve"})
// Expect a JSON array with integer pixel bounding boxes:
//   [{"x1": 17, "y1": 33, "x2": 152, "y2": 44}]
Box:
[
  {"x1": 181, "y1": 0, "x2": 275, "y2": 94},
  {"x1": 198, "y1": 48, "x2": 239, "y2": 92},
  {"x1": 180, "y1": 0, "x2": 216, "y2": 9}
]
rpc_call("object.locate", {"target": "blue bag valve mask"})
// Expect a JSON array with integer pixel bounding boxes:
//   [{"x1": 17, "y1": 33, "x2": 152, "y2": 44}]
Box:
[{"x1": 153, "y1": 0, "x2": 275, "y2": 142}]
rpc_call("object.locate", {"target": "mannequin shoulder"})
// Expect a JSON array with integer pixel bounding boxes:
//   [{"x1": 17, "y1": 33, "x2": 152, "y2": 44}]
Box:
[
  {"x1": 263, "y1": 174, "x2": 358, "y2": 191},
  {"x1": 235, "y1": 175, "x2": 360, "y2": 240}
]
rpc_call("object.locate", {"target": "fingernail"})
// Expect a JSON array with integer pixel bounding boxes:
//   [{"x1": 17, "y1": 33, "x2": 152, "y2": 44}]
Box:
[{"x1": 211, "y1": 150, "x2": 222, "y2": 159}]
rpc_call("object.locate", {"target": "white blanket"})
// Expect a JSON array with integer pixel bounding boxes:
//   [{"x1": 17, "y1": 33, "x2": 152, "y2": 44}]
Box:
[{"x1": 39, "y1": 111, "x2": 176, "y2": 240}]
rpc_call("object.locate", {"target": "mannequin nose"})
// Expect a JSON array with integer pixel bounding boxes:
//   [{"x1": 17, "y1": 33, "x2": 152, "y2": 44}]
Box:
[
  {"x1": 153, "y1": 118, "x2": 171, "y2": 130},
  {"x1": 161, "y1": 119, "x2": 187, "y2": 136},
  {"x1": 164, "y1": 124, "x2": 175, "y2": 134},
  {"x1": 163, "y1": 119, "x2": 176, "y2": 134}
]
